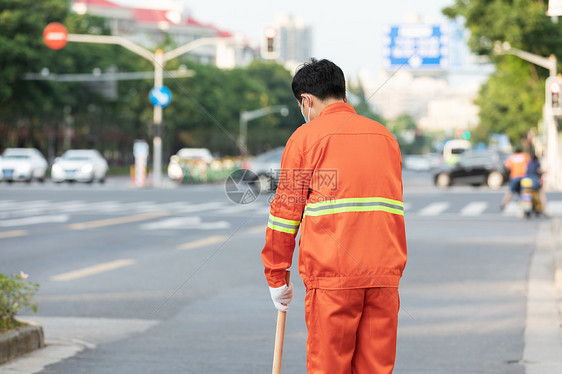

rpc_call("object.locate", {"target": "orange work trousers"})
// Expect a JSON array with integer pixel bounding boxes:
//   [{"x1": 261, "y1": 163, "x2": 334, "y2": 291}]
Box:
[{"x1": 305, "y1": 287, "x2": 400, "y2": 374}]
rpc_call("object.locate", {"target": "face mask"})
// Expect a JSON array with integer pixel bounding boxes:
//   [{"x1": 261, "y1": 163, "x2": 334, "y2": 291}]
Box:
[{"x1": 300, "y1": 95, "x2": 311, "y2": 123}]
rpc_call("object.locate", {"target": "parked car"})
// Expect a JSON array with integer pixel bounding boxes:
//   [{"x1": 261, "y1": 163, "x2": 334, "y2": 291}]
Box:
[
  {"x1": 243, "y1": 147, "x2": 284, "y2": 192},
  {"x1": 433, "y1": 150, "x2": 509, "y2": 189},
  {"x1": 0, "y1": 148, "x2": 48, "y2": 183},
  {"x1": 51, "y1": 149, "x2": 108, "y2": 183}
]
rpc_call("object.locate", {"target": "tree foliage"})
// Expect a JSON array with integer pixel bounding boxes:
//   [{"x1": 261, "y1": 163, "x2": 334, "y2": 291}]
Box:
[
  {"x1": 0, "y1": 0, "x2": 304, "y2": 163},
  {"x1": 443, "y1": 0, "x2": 562, "y2": 145}
]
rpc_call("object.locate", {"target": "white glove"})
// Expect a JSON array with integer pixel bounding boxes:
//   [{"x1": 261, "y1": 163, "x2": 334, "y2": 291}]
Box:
[{"x1": 269, "y1": 282, "x2": 294, "y2": 312}]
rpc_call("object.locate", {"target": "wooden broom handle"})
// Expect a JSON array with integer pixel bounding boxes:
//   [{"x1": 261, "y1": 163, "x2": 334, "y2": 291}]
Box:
[{"x1": 272, "y1": 270, "x2": 290, "y2": 374}]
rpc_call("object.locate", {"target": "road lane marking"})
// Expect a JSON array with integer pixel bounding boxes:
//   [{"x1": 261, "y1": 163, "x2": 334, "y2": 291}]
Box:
[
  {"x1": 177, "y1": 235, "x2": 228, "y2": 250},
  {"x1": 67, "y1": 211, "x2": 170, "y2": 230},
  {"x1": 0, "y1": 215, "x2": 70, "y2": 227},
  {"x1": 247, "y1": 225, "x2": 267, "y2": 233},
  {"x1": 460, "y1": 201, "x2": 488, "y2": 216},
  {"x1": 0, "y1": 230, "x2": 28, "y2": 239},
  {"x1": 50, "y1": 259, "x2": 136, "y2": 281},
  {"x1": 419, "y1": 202, "x2": 450, "y2": 216}
]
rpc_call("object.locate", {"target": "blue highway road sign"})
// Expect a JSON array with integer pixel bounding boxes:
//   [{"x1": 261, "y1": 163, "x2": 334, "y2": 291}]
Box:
[{"x1": 383, "y1": 23, "x2": 448, "y2": 70}]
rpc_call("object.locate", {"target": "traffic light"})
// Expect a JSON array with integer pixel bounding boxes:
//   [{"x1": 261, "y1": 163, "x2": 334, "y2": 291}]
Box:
[
  {"x1": 262, "y1": 27, "x2": 278, "y2": 59},
  {"x1": 551, "y1": 80, "x2": 561, "y2": 109}
]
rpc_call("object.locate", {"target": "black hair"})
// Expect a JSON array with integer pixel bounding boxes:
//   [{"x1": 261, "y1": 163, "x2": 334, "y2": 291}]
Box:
[{"x1": 292, "y1": 58, "x2": 346, "y2": 103}]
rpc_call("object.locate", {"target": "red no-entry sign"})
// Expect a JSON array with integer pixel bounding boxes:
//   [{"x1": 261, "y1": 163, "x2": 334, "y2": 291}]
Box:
[{"x1": 43, "y1": 22, "x2": 68, "y2": 50}]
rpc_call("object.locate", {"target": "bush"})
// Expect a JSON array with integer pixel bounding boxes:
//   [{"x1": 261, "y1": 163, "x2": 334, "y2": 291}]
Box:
[{"x1": 0, "y1": 272, "x2": 39, "y2": 331}]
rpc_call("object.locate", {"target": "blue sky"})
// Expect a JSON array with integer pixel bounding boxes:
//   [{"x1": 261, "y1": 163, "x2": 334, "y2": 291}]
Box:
[{"x1": 116, "y1": 0, "x2": 455, "y2": 77}]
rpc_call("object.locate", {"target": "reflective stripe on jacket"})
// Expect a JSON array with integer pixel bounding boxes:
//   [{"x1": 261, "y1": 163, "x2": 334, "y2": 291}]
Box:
[{"x1": 261, "y1": 103, "x2": 407, "y2": 290}]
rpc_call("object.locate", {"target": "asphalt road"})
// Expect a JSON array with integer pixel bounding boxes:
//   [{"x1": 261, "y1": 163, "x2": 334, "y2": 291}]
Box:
[{"x1": 1, "y1": 172, "x2": 561, "y2": 373}]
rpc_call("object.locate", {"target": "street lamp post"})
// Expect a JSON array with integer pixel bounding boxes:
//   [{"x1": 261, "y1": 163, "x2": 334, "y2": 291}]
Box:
[
  {"x1": 494, "y1": 41, "x2": 560, "y2": 190},
  {"x1": 238, "y1": 105, "x2": 289, "y2": 156},
  {"x1": 153, "y1": 49, "x2": 164, "y2": 186},
  {"x1": 62, "y1": 33, "x2": 239, "y2": 187}
]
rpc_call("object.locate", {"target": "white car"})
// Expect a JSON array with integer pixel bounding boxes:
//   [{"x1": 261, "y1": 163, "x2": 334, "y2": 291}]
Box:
[
  {"x1": 1, "y1": 148, "x2": 48, "y2": 183},
  {"x1": 51, "y1": 149, "x2": 108, "y2": 183}
]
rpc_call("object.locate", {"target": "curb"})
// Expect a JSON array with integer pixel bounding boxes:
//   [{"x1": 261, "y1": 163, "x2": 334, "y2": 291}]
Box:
[
  {"x1": 554, "y1": 218, "x2": 562, "y2": 293},
  {"x1": 523, "y1": 219, "x2": 562, "y2": 373},
  {"x1": 0, "y1": 321, "x2": 45, "y2": 365},
  {"x1": 555, "y1": 218, "x2": 562, "y2": 326}
]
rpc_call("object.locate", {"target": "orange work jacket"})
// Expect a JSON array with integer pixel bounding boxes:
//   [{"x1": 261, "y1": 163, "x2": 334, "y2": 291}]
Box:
[
  {"x1": 261, "y1": 103, "x2": 407, "y2": 290},
  {"x1": 505, "y1": 152, "x2": 530, "y2": 179}
]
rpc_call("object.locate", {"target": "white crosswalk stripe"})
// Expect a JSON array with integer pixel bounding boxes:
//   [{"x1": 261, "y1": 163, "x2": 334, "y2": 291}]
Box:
[
  {"x1": 461, "y1": 202, "x2": 488, "y2": 216},
  {"x1": 174, "y1": 202, "x2": 228, "y2": 213},
  {"x1": 54, "y1": 201, "x2": 90, "y2": 213},
  {"x1": 502, "y1": 202, "x2": 520, "y2": 216},
  {"x1": 545, "y1": 201, "x2": 562, "y2": 216},
  {"x1": 2, "y1": 198, "x2": 562, "y2": 229},
  {"x1": 87, "y1": 201, "x2": 124, "y2": 213},
  {"x1": 0, "y1": 215, "x2": 70, "y2": 227},
  {"x1": 0, "y1": 200, "x2": 16, "y2": 208},
  {"x1": 140, "y1": 216, "x2": 230, "y2": 230},
  {"x1": 419, "y1": 202, "x2": 450, "y2": 216},
  {"x1": 0, "y1": 200, "x2": 51, "y2": 212},
  {"x1": 220, "y1": 203, "x2": 261, "y2": 214}
]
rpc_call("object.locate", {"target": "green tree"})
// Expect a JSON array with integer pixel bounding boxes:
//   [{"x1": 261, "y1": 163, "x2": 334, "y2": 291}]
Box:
[
  {"x1": 0, "y1": 1, "x2": 310, "y2": 161},
  {"x1": 443, "y1": 0, "x2": 562, "y2": 145},
  {"x1": 0, "y1": 0, "x2": 147, "y2": 160}
]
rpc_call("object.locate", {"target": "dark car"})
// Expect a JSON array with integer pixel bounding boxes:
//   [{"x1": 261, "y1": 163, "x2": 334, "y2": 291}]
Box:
[
  {"x1": 433, "y1": 150, "x2": 509, "y2": 189},
  {"x1": 243, "y1": 147, "x2": 284, "y2": 192}
]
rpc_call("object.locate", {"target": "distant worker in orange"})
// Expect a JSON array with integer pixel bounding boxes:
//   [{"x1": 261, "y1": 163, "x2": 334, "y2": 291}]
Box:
[
  {"x1": 261, "y1": 59, "x2": 407, "y2": 373},
  {"x1": 500, "y1": 147, "x2": 531, "y2": 210}
]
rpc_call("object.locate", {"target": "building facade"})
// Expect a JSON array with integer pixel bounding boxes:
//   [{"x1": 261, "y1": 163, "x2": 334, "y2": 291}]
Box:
[{"x1": 71, "y1": 0, "x2": 258, "y2": 68}]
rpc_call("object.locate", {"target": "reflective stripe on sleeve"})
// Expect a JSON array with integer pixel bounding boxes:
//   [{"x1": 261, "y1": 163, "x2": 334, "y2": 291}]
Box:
[
  {"x1": 267, "y1": 214, "x2": 300, "y2": 234},
  {"x1": 304, "y1": 197, "x2": 404, "y2": 217}
]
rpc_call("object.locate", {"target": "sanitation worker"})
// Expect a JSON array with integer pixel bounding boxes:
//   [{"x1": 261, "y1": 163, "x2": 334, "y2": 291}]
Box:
[{"x1": 262, "y1": 58, "x2": 407, "y2": 373}]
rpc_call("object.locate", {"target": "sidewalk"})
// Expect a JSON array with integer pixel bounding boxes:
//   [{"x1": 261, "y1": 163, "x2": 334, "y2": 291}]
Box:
[
  {"x1": 555, "y1": 218, "x2": 562, "y2": 317},
  {"x1": 0, "y1": 317, "x2": 158, "y2": 374},
  {"x1": 523, "y1": 218, "x2": 562, "y2": 373}
]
